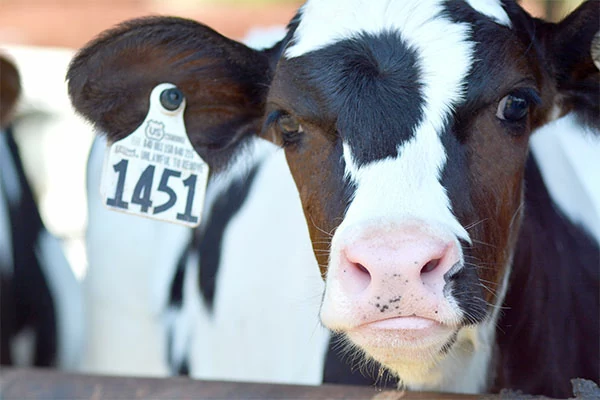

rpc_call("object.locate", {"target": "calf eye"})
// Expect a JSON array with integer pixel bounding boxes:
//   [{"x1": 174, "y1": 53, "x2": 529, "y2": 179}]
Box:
[
  {"x1": 496, "y1": 87, "x2": 542, "y2": 124},
  {"x1": 278, "y1": 114, "x2": 301, "y2": 133},
  {"x1": 277, "y1": 114, "x2": 304, "y2": 145},
  {"x1": 496, "y1": 93, "x2": 530, "y2": 122}
]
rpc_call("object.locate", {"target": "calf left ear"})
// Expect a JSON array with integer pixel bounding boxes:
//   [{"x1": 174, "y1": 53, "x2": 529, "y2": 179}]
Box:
[
  {"x1": 547, "y1": 1, "x2": 599, "y2": 129},
  {"x1": 67, "y1": 16, "x2": 275, "y2": 171},
  {"x1": 0, "y1": 55, "x2": 21, "y2": 129}
]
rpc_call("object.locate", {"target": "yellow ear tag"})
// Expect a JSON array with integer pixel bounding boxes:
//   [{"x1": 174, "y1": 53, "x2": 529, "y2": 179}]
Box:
[{"x1": 100, "y1": 83, "x2": 209, "y2": 227}]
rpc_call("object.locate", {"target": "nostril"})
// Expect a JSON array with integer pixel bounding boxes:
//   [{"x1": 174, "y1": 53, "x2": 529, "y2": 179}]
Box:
[
  {"x1": 339, "y1": 258, "x2": 372, "y2": 295},
  {"x1": 356, "y1": 263, "x2": 369, "y2": 275},
  {"x1": 421, "y1": 258, "x2": 441, "y2": 274}
]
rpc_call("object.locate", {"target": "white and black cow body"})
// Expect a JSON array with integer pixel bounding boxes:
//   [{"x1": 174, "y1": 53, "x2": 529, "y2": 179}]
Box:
[
  {"x1": 68, "y1": 1, "x2": 599, "y2": 397},
  {"x1": 84, "y1": 135, "x2": 375, "y2": 385},
  {"x1": 0, "y1": 55, "x2": 82, "y2": 369}
]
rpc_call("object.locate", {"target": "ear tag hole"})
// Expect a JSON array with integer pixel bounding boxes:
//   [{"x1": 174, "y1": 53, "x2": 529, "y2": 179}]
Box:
[
  {"x1": 99, "y1": 83, "x2": 209, "y2": 228},
  {"x1": 160, "y1": 87, "x2": 185, "y2": 111}
]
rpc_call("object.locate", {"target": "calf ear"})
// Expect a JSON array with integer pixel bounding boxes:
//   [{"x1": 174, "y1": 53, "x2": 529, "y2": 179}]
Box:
[
  {"x1": 67, "y1": 16, "x2": 274, "y2": 171},
  {"x1": 547, "y1": 1, "x2": 599, "y2": 129},
  {"x1": 0, "y1": 55, "x2": 21, "y2": 129}
]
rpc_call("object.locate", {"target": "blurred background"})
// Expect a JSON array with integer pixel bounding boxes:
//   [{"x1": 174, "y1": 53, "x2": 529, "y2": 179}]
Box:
[
  {"x1": 0, "y1": 0, "x2": 587, "y2": 49},
  {"x1": 0, "y1": 0, "x2": 304, "y2": 281},
  {"x1": 0, "y1": 0, "x2": 588, "y2": 379}
]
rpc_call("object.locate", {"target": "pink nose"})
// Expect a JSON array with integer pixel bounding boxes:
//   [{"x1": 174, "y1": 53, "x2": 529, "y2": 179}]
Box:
[{"x1": 337, "y1": 227, "x2": 460, "y2": 307}]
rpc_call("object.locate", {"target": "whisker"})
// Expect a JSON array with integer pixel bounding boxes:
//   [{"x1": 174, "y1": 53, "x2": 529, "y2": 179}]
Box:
[
  {"x1": 509, "y1": 200, "x2": 525, "y2": 229},
  {"x1": 464, "y1": 218, "x2": 489, "y2": 231},
  {"x1": 309, "y1": 214, "x2": 334, "y2": 238},
  {"x1": 470, "y1": 239, "x2": 497, "y2": 249}
]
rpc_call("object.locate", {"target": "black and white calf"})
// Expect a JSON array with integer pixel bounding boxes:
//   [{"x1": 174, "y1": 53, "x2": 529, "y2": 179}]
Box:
[
  {"x1": 0, "y1": 55, "x2": 83, "y2": 369},
  {"x1": 68, "y1": 0, "x2": 599, "y2": 396}
]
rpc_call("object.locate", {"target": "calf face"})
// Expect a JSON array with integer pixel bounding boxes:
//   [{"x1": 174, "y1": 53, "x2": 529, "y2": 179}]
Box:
[{"x1": 68, "y1": 0, "x2": 599, "y2": 392}]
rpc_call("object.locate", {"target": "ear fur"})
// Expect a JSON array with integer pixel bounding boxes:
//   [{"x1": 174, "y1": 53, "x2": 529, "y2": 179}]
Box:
[
  {"x1": 1, "y1": 55, "x2": 21, "y2": 129},
  {"x1": 548, "y1": 1, "x2": 599, "y2": 129},
  {"x1": 68, "y1": 16, "x2": 273, "y2": 170}
]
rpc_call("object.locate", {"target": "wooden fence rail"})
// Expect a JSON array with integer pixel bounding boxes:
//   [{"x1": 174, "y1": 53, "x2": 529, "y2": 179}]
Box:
[{"x1": 0, "y1": 367, "x2": 548, "y2": 400}]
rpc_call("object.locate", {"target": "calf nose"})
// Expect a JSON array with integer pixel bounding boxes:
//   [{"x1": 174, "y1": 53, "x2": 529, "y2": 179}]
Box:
[{"x1": 337, "y1": 227, "x2": 460, "y2": 301}]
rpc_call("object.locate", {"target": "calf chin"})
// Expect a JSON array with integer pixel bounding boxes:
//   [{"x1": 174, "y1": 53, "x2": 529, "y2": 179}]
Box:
[{"x1": 332, "y1": 321, "x2": 495, "y2": 393}]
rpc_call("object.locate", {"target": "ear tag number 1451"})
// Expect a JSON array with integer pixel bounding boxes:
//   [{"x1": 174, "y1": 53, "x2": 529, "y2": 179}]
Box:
[{"x1": 100, "y1": 83, "x2": 209, "y2": 228}]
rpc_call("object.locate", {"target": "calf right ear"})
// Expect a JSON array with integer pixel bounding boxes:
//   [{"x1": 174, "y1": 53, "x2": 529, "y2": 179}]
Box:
[
  {"x1": 0, "y1": 55, "x2": 21, "y2": 129},
  {"x1": 67, "y1": 16, "x2": 275, "y2": 171}
]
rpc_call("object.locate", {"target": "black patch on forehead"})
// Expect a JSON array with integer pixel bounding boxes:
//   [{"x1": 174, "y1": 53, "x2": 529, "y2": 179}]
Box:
[{"x1": 285, "y1": 32, "x2": 424, "y2": 167}]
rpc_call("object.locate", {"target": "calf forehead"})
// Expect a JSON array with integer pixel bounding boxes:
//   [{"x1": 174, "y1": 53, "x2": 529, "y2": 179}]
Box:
[
  {"x1": 275, "y1": 0, "x2": 517, "y2": 241},
  {"x1": 286, "y1": 0, "x2": 510, "y2": 59},
  {"x1": 283, "y1": 0, "x2": 512, "y2": 166}
]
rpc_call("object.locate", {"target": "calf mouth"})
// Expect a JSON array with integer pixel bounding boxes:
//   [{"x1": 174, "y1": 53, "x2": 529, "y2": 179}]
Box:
[{"x1": 345, "y1": 316, "x2": 461, "y2": 366}]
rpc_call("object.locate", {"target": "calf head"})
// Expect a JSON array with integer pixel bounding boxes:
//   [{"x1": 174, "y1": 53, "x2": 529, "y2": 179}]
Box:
[{"x1": 68, "y1": 0, "x2": 599, "y2": 391}]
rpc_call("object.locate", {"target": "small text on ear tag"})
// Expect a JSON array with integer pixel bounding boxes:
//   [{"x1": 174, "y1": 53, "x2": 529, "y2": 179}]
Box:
[{"x1": 100, "y1": 83, "x2": 209, "y2": 228}]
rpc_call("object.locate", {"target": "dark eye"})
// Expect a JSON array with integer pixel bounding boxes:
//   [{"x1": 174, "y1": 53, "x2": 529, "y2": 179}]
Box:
[
  {"x1": 277, "y1": 114, "x2": 304, "y2": 145},
  {"x1": 496, "y1": 93, "x2": 530, "y2": 122}
]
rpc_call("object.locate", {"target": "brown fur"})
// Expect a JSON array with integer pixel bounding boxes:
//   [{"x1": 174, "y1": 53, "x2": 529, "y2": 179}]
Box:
[{"x1": 0, "y1": 56, "x2": 21, "y2": 129}]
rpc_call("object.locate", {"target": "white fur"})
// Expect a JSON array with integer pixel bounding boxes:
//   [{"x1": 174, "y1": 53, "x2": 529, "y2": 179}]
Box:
[
  {"x1": 530, "y1": 113, "x2": 600, "y2": 244},
  {"x1": 35, "y1": 229, "x2": 85, "y2": 370},
  {"x1": 188, "y1": 141, "x2": 331, "y2": 384},
  {"x1": 423, "y1": 323, "x2": 492, "y2": 393},
  {"x1": 82, "y1": 137, "x2": 191, "y2": 376},
  {"x1": 466, "y1": 0, "x2": 511, "y2": 27}
]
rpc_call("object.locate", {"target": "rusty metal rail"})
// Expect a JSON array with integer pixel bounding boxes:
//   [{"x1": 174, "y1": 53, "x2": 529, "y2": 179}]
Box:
[{"x1": 0, "y1": 368, "x2": 568, "y2": 399}]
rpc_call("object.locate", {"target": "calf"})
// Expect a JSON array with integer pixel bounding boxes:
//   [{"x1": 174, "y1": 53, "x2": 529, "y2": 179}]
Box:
[
  {"x1": 0, "y1": 55, "x2": 83, "y2": 369},
  {"x1": 67, "y1": 0, "x2": 599, "y2": 396}
]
